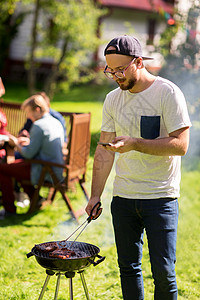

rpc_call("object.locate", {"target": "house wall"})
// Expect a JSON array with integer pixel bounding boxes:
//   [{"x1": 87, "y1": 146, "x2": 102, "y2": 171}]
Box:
[
  {"x1": 9, "y1": 3, "x2": 33, "y2": 61},
  {"x1": 10, "y1": 5, "x2": 51, "y2": 63},
  {"x1": 10, "y1": 13, "x2": 33, "y2": 61},
  {"x1": 7, "y1": 4, "x2": 52, "y2": 81}
]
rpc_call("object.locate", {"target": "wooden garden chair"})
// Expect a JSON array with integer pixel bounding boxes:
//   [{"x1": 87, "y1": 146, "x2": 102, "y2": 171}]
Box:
[{"x1": 24, "y1": 113, "x2": 91, "y2": 222}]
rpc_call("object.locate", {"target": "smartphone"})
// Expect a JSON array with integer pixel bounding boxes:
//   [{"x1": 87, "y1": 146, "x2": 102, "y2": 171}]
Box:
[{"x1": 97, "y1": 142, "x2": 112, "y2": 146}]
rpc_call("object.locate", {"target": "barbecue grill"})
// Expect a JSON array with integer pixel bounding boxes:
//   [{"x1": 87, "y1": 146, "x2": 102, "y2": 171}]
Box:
[{"x1": 27, "y1": 240, "x2": 105, "y2": 300}]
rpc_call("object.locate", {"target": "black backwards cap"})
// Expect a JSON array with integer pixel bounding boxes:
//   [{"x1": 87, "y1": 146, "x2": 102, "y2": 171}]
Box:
[{"x1": 104, "y1": 35, "x2": 153, "y2": 60}]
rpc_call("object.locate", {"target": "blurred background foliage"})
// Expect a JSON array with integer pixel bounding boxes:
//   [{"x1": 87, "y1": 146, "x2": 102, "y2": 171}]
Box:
[
  {"x1": 0, "y1": 0, "x2": 106, "y2": 98},
  {"x1": 0, "y1": 0, "x2": 200, "y2": 158}
]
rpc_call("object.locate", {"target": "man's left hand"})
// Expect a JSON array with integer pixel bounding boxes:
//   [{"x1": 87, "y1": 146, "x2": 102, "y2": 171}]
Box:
[{"x1": 106, "y1": 136, "x2": 135, "y2": 153}]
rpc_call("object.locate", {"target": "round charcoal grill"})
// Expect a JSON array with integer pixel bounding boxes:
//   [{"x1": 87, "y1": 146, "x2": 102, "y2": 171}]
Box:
[
  {"x1": 27, "y1": 240, "x2": 105, "y2": 300},
  {"x1": 27, "y1": 240, "x2": 104, "y2": 272}
]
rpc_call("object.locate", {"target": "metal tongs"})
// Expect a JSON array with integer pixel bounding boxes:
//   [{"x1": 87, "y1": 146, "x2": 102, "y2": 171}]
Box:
[{"x1": 66, "y1": 202, "x2": 102, "y2": 249}]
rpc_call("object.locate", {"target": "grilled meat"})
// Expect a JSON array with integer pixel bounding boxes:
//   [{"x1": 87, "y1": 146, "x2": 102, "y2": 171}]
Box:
[
  {"x1": 49, "y1": 248, "x2": 76, "y2": 259},
  {"x1": 35, "y1": 242, "x2": 59, "y2": 252}
]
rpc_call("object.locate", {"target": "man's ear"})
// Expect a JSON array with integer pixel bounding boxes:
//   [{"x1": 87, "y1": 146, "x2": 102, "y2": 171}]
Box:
[{"x1": 136, "y1": 57, "x2": 143, "y2": 69}]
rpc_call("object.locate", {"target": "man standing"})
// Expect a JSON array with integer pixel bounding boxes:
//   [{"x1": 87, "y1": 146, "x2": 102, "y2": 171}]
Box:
[{"x1": 86, "y1": 36, "x2": 191, "y2": 300}]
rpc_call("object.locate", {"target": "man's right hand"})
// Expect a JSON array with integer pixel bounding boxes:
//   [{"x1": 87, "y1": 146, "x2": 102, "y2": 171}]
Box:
[{"x1": 85, "y1": 196, "x2": 103, "y2": 219}]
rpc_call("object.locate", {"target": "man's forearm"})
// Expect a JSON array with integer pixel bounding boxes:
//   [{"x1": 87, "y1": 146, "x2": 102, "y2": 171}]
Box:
[
  {"x1": 112, "y1": 127, "x2": 190, "y2": 156},
  {"x1": 133, "y1": 136, "x2": 187, "y2": 156},
  {"x1": 91, "y1": 146, "x2": 115, "y2": 198}
]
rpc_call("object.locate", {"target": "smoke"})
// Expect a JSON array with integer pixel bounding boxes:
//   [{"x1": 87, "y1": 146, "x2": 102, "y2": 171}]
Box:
[
  {"x1": 158, "y1": 59, "x2": 200, "y2": 170},
  {"x1": 50, "y1": 165, "x2": 116, "y2": 247}
]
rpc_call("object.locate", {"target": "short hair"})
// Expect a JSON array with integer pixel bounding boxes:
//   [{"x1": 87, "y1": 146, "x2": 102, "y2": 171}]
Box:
[
  {"x1": 21, "y1": 94, "x2": 49, "y2": 113},
  {"x1": 36, "y1": 91, "x2": 50, "y2": 106}
]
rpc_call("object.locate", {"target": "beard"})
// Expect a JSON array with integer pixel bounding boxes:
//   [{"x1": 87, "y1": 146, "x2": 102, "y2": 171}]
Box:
[{"x1": 117, "y1": 77, "x2": 137, "y2": 91}]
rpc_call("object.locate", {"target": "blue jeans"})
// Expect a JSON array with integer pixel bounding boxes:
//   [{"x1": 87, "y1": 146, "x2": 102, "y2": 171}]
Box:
[{"x1": 111, "y1": 196, "x2": 179, "y2": 300}]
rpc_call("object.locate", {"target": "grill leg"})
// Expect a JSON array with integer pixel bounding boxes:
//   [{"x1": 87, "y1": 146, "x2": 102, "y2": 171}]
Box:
[
  {"x1": 79, "y1": 271, "x2": 91, "y2": 300},
  {"x1": 38, "y1": 270, "x2": 55, "y2": 300},
  {"x1": 38, "y1": 274, "x2": 51, "y2": 300},
  {"x1": 54, "y1": 273, "x2": 61, "y2": 300},
  {"x1": 69, "y1": 278, "x2": 74, "y2": 300},
  {"x1": 65, "y1": 272, "x2": 75, "y2": 300}
]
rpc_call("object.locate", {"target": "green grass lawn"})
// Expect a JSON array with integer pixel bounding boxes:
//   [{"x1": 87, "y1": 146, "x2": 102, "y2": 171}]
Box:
[{"x1": 0, "y1": 82, "x2": 199, "y2": 299}]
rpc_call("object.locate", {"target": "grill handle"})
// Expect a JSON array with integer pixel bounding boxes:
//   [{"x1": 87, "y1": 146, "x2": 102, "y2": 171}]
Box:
[
  {"x1": 27, "y1": 252, "x2": 34, "y2": 258},
  {"x1": 88, "y1": 254, "x2": 105, "y2": 267}
]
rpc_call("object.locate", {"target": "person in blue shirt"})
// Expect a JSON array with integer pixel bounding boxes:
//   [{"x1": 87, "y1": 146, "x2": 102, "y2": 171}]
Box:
[
  {"x1": 17, "y1": 91, "x2": 67, "y2": 150},
  {"x1": 14, "y1": 91, "x2": 68, "y2": 204},
  {"x1": 0, "y1": 94, "x2": 64, "y2": 219}
]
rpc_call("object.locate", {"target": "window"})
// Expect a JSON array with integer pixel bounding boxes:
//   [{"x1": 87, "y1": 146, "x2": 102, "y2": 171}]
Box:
[{"x1": 147, "y1": 19, "x2": 156, "y2": 45}]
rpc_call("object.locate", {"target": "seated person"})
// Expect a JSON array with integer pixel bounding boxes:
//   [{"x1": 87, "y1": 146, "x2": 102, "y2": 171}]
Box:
[
  {"x1": 0, "y1": 78, "x2": 10, "y2": 160},
  {"x1": 0, "y1": 109, "x2": 9, "y2": 160},
  {"x1": 17, "y1": 91, "x2": 67, "y2": 152},
  {"x1": 0, "y1": 94, "x2": 64, "y2": 219},
  {"x1": 0, "y1": 110, "x2": 8, "y2": 135},
  {"x1": 0, "y1": 77, "x2": 5, "y2": 98},
  {"x1": 14, "y1": 91, "x2": 68, "y2": 203}
]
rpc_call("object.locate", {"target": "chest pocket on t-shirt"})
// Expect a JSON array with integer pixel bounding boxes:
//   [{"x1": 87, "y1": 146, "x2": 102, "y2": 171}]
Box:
[{"x1": 140, "y1": 116, "x2": 160, "y2": 139}]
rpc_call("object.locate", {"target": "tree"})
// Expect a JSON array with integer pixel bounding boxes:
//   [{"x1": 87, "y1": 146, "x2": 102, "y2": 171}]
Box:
[
  {"x1": 26, "y1": 0, "x2": 105, "y2": 97},
  {"x1": 28, "y1": 0, "x2": 40, "y2": 95},
  {"x1": 0, "y1": 0, "x2": 26, "y2": 74},
  {"x1": 158, "y1": 1, "x2": 200, "y2": 158},
  {"x1": 158, "y1": 1, "x2": 200, "y2": 121}
]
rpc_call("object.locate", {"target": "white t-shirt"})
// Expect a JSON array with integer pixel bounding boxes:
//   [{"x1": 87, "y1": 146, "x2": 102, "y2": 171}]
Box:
[{"x1": 101, "y1": 76, "x2": 192, "y2": 199}]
